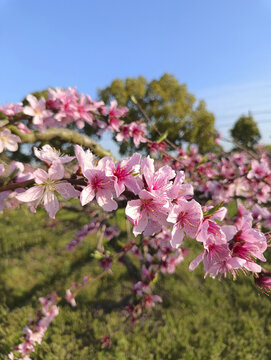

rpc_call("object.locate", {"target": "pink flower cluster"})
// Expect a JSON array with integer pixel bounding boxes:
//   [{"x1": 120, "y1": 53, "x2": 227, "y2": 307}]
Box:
[
  {"x1": 9, "y1": 293, "x2": 59, "y2": 360},
  {"x1": 172, "y1": 146, "x2": 271, "y2": 205},
  {"x1": 189, "y1": 208, "x2": 267, "y2": 278},
  {"x1": 0, "y1": 88, "x2": 148, "y2": 155},
  {"x1": 0, "y1": 102, "x2": 23, "y2": 116},
  {"x1": 115, "y1": 120, "x2": 147, "y2": 147},
  {"x1": 0, "y1": 143, "x2": 267, "y2": 281},
  {"x1": 65, "y1": 218, "x2": 120, "y2": 251}
]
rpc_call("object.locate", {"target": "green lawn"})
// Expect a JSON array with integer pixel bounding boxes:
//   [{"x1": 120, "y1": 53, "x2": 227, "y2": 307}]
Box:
[{"x1": 1, "y1": 207, "x2": 271, "y2": 360}]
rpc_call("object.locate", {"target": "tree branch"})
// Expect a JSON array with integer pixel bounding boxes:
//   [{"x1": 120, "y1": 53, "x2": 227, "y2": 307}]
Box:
[{"x1": 8, "y1": 126, "x2": 113, "y2": 158}]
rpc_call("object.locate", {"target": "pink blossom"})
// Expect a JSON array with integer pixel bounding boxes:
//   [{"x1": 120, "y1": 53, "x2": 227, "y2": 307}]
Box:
[
  {"x1": 149, "y1": 141, "x2": 167, "y2": 156},
  {"x1": 16, "y1": 162, "x2": 79, "y2": 218},
  {"x1": 167, "y1": 171, "x2": 194, "y2": 202},
  {"x1": 17, "y1": 122, "x2": 31, "y2": 134},
  {"x1": 126, "y1": 190, "x2": 169, "y2": 236},
  {"x1": 116, "y1": 124, "x2": 131, "y2": 142},
  {"x1": 99, "y1": 255, "x2": 112, "y2": 270},
  {"x1": 73, "y1": 94, "x2": 96, "y2": 129},
  {"x1": 231, "y1": 152, "x2": 247, "y2": 166},
  {"x1": 129, "y1": 121, "x2": 147, "y2": 147},
  {"x1": 49, "y1": 87, "x2": 78, "y2": 124},
  {"x1": 101, "y1": 335, "x2": 111, "y2": 348},
  {"x1": 0, "y1": 190, "x2": 11, "y2": 211},
  {"x1": 34, "y1": 144, "x2": 74, "y2": 165},
  {"x1": 80, "y1": 168, "x2": 117, "y2": 211},
  {"x1": 0, "y1": 102, "x2": 23, "y2": 116},
  {"x1": 252, "y1": 204, "x2": 269, "y2": 219},
  {"x1": 143, "y1": 294, "x2": 163, "y2": 308},
  {"x1": 23, "y1": 94, "x2": 53, "y2": 126},
  {"x1": 105, "y1": 153, "x2": 142, "y2": 196},
  {"x1": 75, "y1": 144, "x2": 96, "y2": 174},
  {"x1": 189, "y1": 242, "x2": 229, "y2": 271},
  {"x1": 23, "y1": 326, "x2": 43, "y2": 346},
  {"x1": 233, "y1": 177, "x2": 249, "y2": 197},
  {"x1": 0, "y1": 128, "x2": 21, "y2": 153},
  {"x1": 65, "y1": 289, "x2": 76, "y2": 307},
  {"x1": 102, "y1": 100, "x2": 128, "y2": 132},
  {"x1": 17, "y1": 340, "x2": 34, "y2": 356},
  {"x1": 133, "y1": 281, "x2": 151, "y2": 296},
  {"x1": 104, "y1": 225, "x2": 121, "y2": 240},
  {"x1": 247, "y1": 160, "x2": 270, "y2": 179},
  {"x1": 222, "y1": 215, "x2": 267, "y2": 272},
  {"x1": 255, "y1": 274, "x2": 271, "y2": 294},
  {"x1": 189, "y1": 238, "x2": 246, "y2": 280},
  {"x1": 196, "y1": 218, "x2": 227, "y2": 247},
  {"x1": 159, "y1": 249, "x2": 184, "y2": 274},
  {"x1": 66, "y1": 220, "x2": 100, "y2": 251},
  {"x1": 9, "y1": 161, "x2": 33, "y2": 182},
  {"x1": 254, "y1": 182, "x2": 270, "y2": 203},
  {"x1": 167, "y1": 199, "x2": 203, "y2": 248},
  {"x1": 203, "y1": 180, "x2": 234, "y2": 202},
  {"x1": 141, "y1": 156, "x2": 175, "y2": 196},
  {"x1": 205, "y1": 255, "x2": 246, "y2": 279}
]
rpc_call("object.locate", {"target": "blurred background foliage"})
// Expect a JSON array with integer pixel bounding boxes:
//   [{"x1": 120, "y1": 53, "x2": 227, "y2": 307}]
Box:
[{"x1": 1, "y1": 206, "x2": 271, "y2": 360}]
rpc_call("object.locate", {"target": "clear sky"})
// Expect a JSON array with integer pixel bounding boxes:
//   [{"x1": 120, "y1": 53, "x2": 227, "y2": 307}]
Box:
[{"x1": 1, "y1": 0, "x2": 271, "y2": 152}]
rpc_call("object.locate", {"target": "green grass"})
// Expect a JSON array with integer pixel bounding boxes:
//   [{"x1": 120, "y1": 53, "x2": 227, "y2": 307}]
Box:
[{"x1": 1, "y1": 207, "x2": 271, "y2": 360}]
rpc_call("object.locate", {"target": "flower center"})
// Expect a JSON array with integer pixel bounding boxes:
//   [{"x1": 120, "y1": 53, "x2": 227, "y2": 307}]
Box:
[{"x1": 43, "y1": 179, "x2": 56, "y2": 192}]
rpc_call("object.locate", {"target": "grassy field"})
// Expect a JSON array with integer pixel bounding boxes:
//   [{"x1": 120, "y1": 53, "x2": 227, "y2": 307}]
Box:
[{"x1": 1, "y1": 206, "x2": 271, "y2": 360}]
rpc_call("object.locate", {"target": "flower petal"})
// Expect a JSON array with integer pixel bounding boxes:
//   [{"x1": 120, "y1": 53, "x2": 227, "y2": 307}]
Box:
[
  {"x1": 55, "y1": 182, "x2": 79, "y2": 199},
  {"x1": 80, "y1": 185, "x2": 95, "y2": 206},
  {"x1": 16, "y1": 186, "x2": 44, "y2": 202},
  {"x1": 43, "y1": 190, "x2": 59, "y2": 218}
]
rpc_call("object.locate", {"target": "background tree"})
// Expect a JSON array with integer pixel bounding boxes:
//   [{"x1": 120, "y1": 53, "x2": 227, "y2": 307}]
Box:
[
  {"x1": 98, "y1": 73, "x2": 220, "y2": 155},
  {"x1": 230, "y1": 114, "x2": 261, "y2": 149}
]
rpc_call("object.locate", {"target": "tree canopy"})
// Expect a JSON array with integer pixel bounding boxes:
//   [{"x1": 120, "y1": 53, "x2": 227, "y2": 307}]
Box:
[
  {"x1": 98, "y1": 73, "x2": 219, "y2": 154},
  {"x1": 230, "y1": 114, "x2": 261, "y2": 149}
]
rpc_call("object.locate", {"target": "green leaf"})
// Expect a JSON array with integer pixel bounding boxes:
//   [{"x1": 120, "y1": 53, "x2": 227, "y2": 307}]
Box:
[
  {"x1": 130, "y1": 95, "x2": 138, "y2": 104},
  {"x1": 3, "y1": 168, "x2": 19, "y2": 186},
  {"x1": 157, "y1": 130, "x2": 168, "y2": 143},
  {"x1": 227, "y1": 199, "x2": 238, "y2": 219},
  {"x1": 203, "y1": 201, "x2": 224, "y2": 217},
  {"x1": 198, "y1": 155, "x2": 208, "y2": 165},
  {"x1": 91, "y1": 250, "x2": 104, "y2": 260},
  {"x1": 0, "y1": 119, "x2": 9, "y2": 127},
  {"x1": 0, "y1": 110, "x2": 7, "y2": 119}
]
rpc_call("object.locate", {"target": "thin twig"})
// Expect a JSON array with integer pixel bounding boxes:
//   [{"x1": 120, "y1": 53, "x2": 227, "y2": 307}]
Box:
[
  {"x1": 97, "y1": 224, "x2": 106, "y2": 252},
  {"x1": 134, "y1": 100, "x2": 178, "y2": 150}
]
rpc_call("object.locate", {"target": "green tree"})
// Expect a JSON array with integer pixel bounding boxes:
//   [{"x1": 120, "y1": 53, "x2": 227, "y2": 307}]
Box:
[
  {"x1": 98, "y1": 73, "x2": 219, "y2": 154},
  {"x1": 230, "y1": 114, "x2": 261, "y2": 149}
]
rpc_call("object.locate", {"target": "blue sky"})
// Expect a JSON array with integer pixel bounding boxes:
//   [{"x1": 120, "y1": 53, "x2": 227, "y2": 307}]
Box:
[{"x1": 1, "y1": 0, "x2": 271, "y2": 152}]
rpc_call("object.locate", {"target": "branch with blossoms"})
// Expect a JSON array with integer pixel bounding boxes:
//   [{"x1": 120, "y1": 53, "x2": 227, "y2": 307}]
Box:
[
  {"x1": 8, "y1": 266, "x2": 112, "y2": 360},
  {"x1": 0, "y1": 87, "x2": 149, "y2": 159},
  {"x1": 1, "y1": 143, "x2": 269, "y2": 281},
  {"x1": 1, "y1": 88, "x2": 271, "y2": 358}
]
